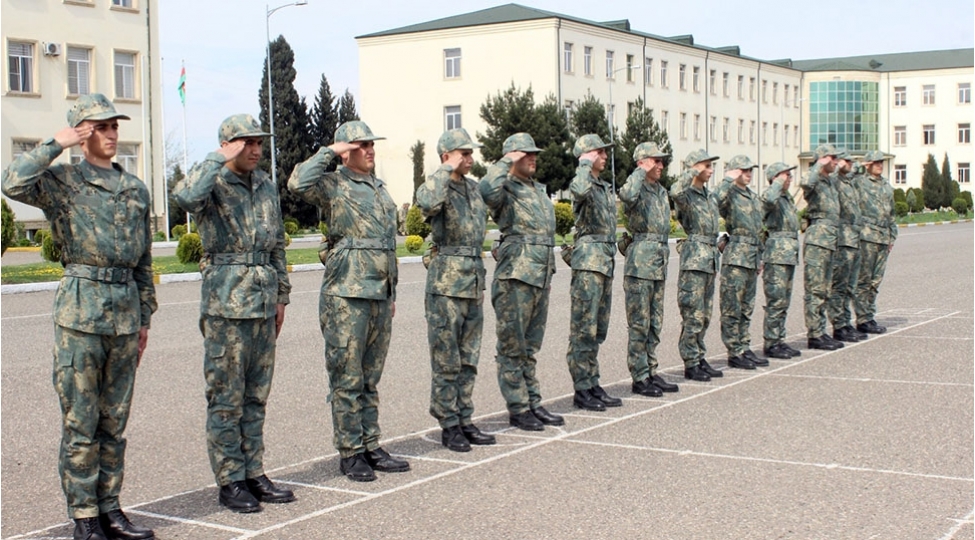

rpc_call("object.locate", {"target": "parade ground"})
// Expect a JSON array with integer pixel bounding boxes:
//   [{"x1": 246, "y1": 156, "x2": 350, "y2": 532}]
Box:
[{"x1": 1, "y1": 223, "x2": 972, "y2": 539}]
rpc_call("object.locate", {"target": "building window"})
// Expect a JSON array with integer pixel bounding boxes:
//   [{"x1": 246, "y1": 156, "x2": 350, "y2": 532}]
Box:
[
  {"x1": 660, "y1": 61, "x2": 668, "y2": 88},
  {"x1": 444, "y1": 106, "x2": 461, "y2": 130},
  {"x1": 626, "y1": 101, "x2": 634, "y2": 117},
  {"x1": 112, "y1": 0, "x2": 133, "y2": 7},
  {"x1": 959, "y1": 163, "x2": 971, "y2": 184},
  {"x1": 893, "y1": 126, "x2": 906, "y2": 146},
  {"x1": 605, "y1": 51, "x2": 615, "y2": 79},
  {"x1": 678, "y1": 64, "x2": 686, "y2": 90},
  {"x1": 660, "y1": 110, "x2": 669, "y2": 133},
  {"x1": 722, "y1": 72, "x2": 729, "y2": 97},
  {"x1": 723, "y1": 117, "x2": 730, "y2": 142},
  {"x1": 784, "y1": 124, "x2": 790, "y2": 147},
  {"x1": 644, "y1": 57, "x2": 653, "y2": 85},
  {"x1": 960, "y1": 123, "x2": 971, "y2": 144},
  {"x1": 116, "y1": 143, "x2": 138, "y2": 173},
  {"x1": 11, "y1": 139, "x2": 39, "y2": 159},
  {"x1": 737, "y1": 119, "x2": 744, "y2": 143},
  {"x1": 67, "y1": 46, "x2": 91, "y2": 95},
  {"x1": 893, "y1": 86, "x2": 906, "y2": 106},
  {"x1": 709, "y1": 116, "x2": 717, "y2": 142},
  {"x1": 762, "y1": 121, "x2": 768, "y2": 145},
  {"x1": 564, "y1": 100, "x2": 574, "y2": 121},
  {"x1": 772, "y1": 123, "x2": 778, "y2": 145},
  {"x1": 960, "y1": 83, "x2": 971, "y2": 104},
  {"x1": 626, "y1": 54, "x2": 635, "y2": 82},
  {"x1": 922, "y1": 84, "x2": 935, "y2": 105},
  {"x1": 8, "y1": 41, "x2": 34, "y2": 93},
  {"x1": 749, "y1": 77, "x2": 756, "y2": 101},
  {"x1": 709, "y1": 69, "x2": 716, "y2": 95},
  {"x1": 923, "y1": 124, "x2": 935, "y2": 145},
  {"x1": 584, "y1": 46, "x2": 593, "y2": 76},
  {"x1": 563, "y1": 42, "x2": 573, "y2": 73},
  {"x1": 694, "y1": 114, "x2": 701, "y2": 141},
  {"x1": 794, "y1": 125, "x2": 799, "y2": 147},
  {"x1": 762, "y1": 79, "x2": 768, "y2": 103},
  {"x1": 114, "y1": 51, "x2": 137, "y2": 98},
  {"x1": 444, "y1": 48, "x2": 461, "y2": 78},
  {"x1": 679, "y1": 112, "x2": 687, "y2": 139},
  {"x1": 808, "y1": 80, "x2": 879, "y2": 151},
  {"x1": 784, "y1": 84, "x2": 790, "y2": 105},
  {"x1": 893, "y1": 165, "x2": 907, "y2": 185},
  {"x1": 749, "y1": 120, "x2": 756, "y2": 144},
  {"x1": 692, "y1": 66, "x2": 700, "y2": 92}
]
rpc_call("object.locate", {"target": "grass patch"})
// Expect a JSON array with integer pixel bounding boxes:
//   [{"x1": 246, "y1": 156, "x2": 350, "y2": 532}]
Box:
[{"x1": 896, "y1": 210, "x2": 973, "y2": 224}]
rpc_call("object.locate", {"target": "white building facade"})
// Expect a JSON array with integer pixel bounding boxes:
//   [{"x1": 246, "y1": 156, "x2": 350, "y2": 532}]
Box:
[{"x1": 1, "y1": 0, "x2": 165, "y2": 233}]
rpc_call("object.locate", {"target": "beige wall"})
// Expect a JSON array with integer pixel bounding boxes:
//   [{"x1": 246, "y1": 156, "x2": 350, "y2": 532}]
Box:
[{"x1": 1, "y1": 0, "x2": 165, "y2": 232}]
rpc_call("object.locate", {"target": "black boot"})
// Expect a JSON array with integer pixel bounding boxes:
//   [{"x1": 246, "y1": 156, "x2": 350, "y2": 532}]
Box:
[
  {"x1": 590, "y1": 385, "x2": 623, "y2": 407},
  {"x1": 699, "y1": 359, "x2": 723, "y2": 377},
  {"x1": 531, "y1": 406, "x2": 565, "y2": 426},
  {"x1": 509, "y1": 410, "x2": 544, "y2": 431},
  {"x1": 833, "y1": 326, "x2": 861, "y2": 342},
  {"x1": 742, "y1": 350, "x2": 768, "y2": 367},
  {"x1": 461, "y1": 424, "x2": 497, "y2": 445},
  {"x1": 246, "y1": 475, "x2": 296, "y2": 503},
  {"x1": 632, "y1": 378, "x2": 663, "y2": 397},
  {"x1": 218, "y1": 481, "x2": 262, "y2": 513},
  {"x1": 727, "y1": 355, "x2": 756, "y2": 370},
  {"x1": 652, "y1": 374, "x2": 679, "y2": 393},
  {"x1": 74, "y1": 517, "x2": 108, "y2": 540},
  {"x1": 782, "y1": 343, "x2": 802, "y2": 357},
  {"x1": 857, "y1": 320, "x2": 887, "y2": 334},
  {"x1": 683, "y1": 365, "x2": 711, "y2": 382},
  {"x1": 573, "y1": 389, "x2": 606, "y2": 411},
  {"x1": 808, "y1": 336, "x2": 841, "y2": 350},
  {"x1": 339, "y1": 453, "x2": 376, "y2": 482},
  {"x1": 441, "y1": 426, "x2": 472, "y2": 452},
  {"x1": 365, "y1": 447, "x2": 410, "y2": 473},
  {"x1": 763, "y1": 343, "x2": 793, "y2": 360},
  {"x1": 99, "y1": 509, "x2": 153, "y2": 540}
]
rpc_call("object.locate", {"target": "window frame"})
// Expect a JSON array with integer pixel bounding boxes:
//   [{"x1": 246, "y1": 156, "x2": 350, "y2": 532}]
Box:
[
  {"x1": 893, "y1": 164, "x2": 907, "y2": 185},
  {"x1": 444, "y1": 48, "x2": 461, "y2": 79},
  {"x1": 660, "y1": 60, "x2": 668, "y2": 88},
  {"x1": 894, "y1": 86, "x2": 907, "y2": 107},
  {"x1": 922, "y1": 124, "x2": 935, "y2": 145},
  {"x1": 67, "y1": 45, "x2": 92, "y2": 96},
  {"x1": 922, "y1": 84, "x2": 935, "y2": 106},
  {"x1": 563, "y1": 42, "x2": 573, "y2": 74},
  {"x1": 7, "y1": 40, "x2": 36, "y2": 94},
  {"x1": 605, "y1": 50, "x2": 615, "y2": 79},
  {"x1": 959, "y1": 123, "x2": 971, "y2": 144},
  {"x1": 893, "y1": 125, "x2": 907, "y2": 146},
  {"x1": 444, "y1": 105, "x2": 462, "y2": 131},
  {"x1": 584, "y1": 46, "x2": 593, "y2": 77},
  {"x1": 113, "y1": 49, "x2": 138, "y2": 100},
  {"x1": 958, "y1": 163, "x2": 971, "y2": 184},
  {"x1": 960, "y1": 83, "x2": 971, "y2": 104}
]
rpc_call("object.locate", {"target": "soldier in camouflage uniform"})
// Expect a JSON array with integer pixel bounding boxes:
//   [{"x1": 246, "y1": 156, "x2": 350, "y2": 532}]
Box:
[
  {"x1": 479, "y1": 133, "x2": 564, "y2": 432},
  {"x1": 2, "y1": 93, "x2": 157, "y2": 540},
  {"x1": 800, "y1": 144, "x2": 846, "y2": 351},
  {"x1": 415, "y1": 128, "x2": 496, "y2": 452},
  {"x1": 618, "y1": 143, "x2": 680, "y2": 396},
  {"x1": 289, "y1": 121, "x2": 410, "y2": 482},
  {"x1": 173, "y1": 114, "x2": 294, "y2": 513},
  {"x1": 760, "y1": 162, "x2": 803, "y2": 360},
  {"x1": 565, "y1": 134, "x2": 622, "y2": 411},
  {"x1": 715, "y1": 156, "x2": 767, "y2": 369},
  {"x1": 854, "y1": 150, "x2": 897, "y2": 334},
  {"x1": 827, "y1": 150, "x2": 867, "y2": 343},
  {"x1": 670, "y1": 149, "x2": 724, "y2": 382}
]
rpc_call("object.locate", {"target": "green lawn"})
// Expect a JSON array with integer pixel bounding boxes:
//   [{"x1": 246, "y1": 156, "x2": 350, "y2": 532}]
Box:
[{"x1": 896, "y1": 210, "x2": 973, "y2": 224}]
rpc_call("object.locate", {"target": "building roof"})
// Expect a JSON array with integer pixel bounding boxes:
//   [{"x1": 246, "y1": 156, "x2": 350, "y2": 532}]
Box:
[{"x1": 790, "y1": 48, "x2": 974, "y2": 72}]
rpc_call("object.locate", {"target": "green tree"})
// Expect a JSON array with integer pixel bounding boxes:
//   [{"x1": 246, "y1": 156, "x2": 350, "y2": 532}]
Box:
[
  {"x1": 569, "y1": 93, "x2": 609, "y2": 140},
  {"x1": 166, "y1": 163, "x2": 187, "y2": 233},
  {"x1": 405, "y1": 205, "x2": 431, "y2": 240},
  {"x1": 310, "y1": 74, "x2": 339, "y2": 151},
  {"x1": 337, "y1": 89, "x2": 359, "y2": 125},
  {"x1": 259, "y1": 35, "x2": 317, "y2": 226},
  {"x1": 1, "y1": 199, "x2": 16, "y2": 255},
  {"x1": 613, "y1": 96, "x2": 675, "y2": 191},
  {"x1": 943, "y1": 153, "x2": 960, "y2": 204},
  {"x1": 410, "y1": 140, "x2": 425, "y2": 204},
  {"x1": 477, "y1": 83, "x2": 537, "y2": 163},
  {"x1": 921, "y1": 153, "x2": 944, "y2": 209},
  {"x1": 531, "y1": 94, "x2": 574, "y2": 193}
]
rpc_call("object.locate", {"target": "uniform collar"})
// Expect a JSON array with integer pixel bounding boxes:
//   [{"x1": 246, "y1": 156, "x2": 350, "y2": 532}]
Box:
[
  {"x1": 339, "y1": 165, "x2": 382, "y2": 187},
  {"x1": 78, "y1": 160, "x2": 124, "y2": 192}
]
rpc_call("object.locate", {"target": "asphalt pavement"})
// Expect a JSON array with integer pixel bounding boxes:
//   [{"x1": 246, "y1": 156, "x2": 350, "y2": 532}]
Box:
[{"x1": 1, "y1": 223, "x2": 972, "y2": 539}]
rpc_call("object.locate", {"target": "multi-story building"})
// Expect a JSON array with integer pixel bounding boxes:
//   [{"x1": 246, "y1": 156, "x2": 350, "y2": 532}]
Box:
[
  {"x1": 1, "y1": 0, "x2": 165, "y2": 235},
  {"x1": 357, "y1": 4, "x2": 972, "y2": 205}
]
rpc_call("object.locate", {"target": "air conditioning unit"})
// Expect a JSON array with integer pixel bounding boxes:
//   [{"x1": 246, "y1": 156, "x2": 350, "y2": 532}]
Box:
[{"x1": 42, "y1": 42, "x2": 62, "y2": 56}]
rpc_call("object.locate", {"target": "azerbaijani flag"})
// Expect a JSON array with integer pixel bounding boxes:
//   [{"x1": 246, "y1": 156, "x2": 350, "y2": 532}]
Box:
[{"x1": 177, "y1": 65, "x2": 186, "y2": 105}]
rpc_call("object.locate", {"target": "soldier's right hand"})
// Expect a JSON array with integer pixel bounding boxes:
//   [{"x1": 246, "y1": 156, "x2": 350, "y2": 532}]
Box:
[
  {"x1": 505, "y1": 151, "x2": 526, "y2": 162},
  {"x1": 444, "y1": 151, "x2": 466, "y2": 171},
  {"x1": 53, "y1": 125, "x2": 93, "y2": 149},
  {"x1": 328, "y1": 142, "x2": 361, "y2": 158},
  {"x1": 217, "y1": 139, "x2": 246, "y2": 162}
]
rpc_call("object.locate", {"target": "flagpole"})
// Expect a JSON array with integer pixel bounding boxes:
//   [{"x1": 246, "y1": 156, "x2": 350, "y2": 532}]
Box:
[
  {"x1": 160, "y1": 56, "x2": 170, "y2": 241},
  {"x1": 180, "y1": 60, "x2": 190, "y2": 230}
]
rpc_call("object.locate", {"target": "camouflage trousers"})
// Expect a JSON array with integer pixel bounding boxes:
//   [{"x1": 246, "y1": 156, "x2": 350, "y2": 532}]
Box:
[
  {"x1": 53, "y1": 325, "x2": 139, "y2": 519},
  {"x1": 566, "y1": 270, "x2": 612, "y2": 391},
  {"x1": 491, "y1": 278, "x2": 549, "y2": 415},
  {"x1": 624, "y1": 276, "x2": 666, "y2": 383},
  {"x1": 719, "y1": 264, "x2": 758, "y2": 357},
  {"x1": 321, "y1": 295, "x2": 392, "y2": 458},
  {"x1": 803, "y1": 244, "x2": 835, "y2": 338},
  {"x1": 827, "y1": 245, "x2": 861, "y2": 329},
  {"x1": 425, "y1": 293, "x2": 484, "y2": 429},
  {"x1": 677, "y1": 269, "x2": 715, "y2": 367},
  {"x1": 202, "y1": 316, "x2": 276, "y2": 486},
  {"x1": 854, "y1": 241, "x2": 890, "y2": 325},
  {"x1": 762, "y1": 263, "x2": 796, "y2": 347}
]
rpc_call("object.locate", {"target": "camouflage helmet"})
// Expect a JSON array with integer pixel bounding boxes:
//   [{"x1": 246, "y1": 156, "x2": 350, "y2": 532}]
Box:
[
  {"x1": 633, "y1": 142, "x2": 670, "y2": 161},
  {"x1": 335, "y1": 121, "x2": 385, "y2": 143},
  {"x1": 765, "y1": 162, "x2": 797, "y2": 183},
  {"x1": 436, "y1": 128, "x2": 482, "y2": 155},
  {"x1": 572, "y1": 134, "x2": 612, "y2": 158},
  {"x1": 218, "y1": 114, "x2": 271, "y2": 143},
  {"x1": 835, "y1": 148, "x2": 852, "y2": 161},
  {"x1": 67, "y1": 93, "x2": 130, "y2": 127},
  {"x1": 501, "y1": 132, "x2": 542, "y2": 154},
  {"x1": 812, "y1": 144, "x2": 840, "y2": 160},
  {"x1": 683, "y1": 148, "x2": 719, "y2": 169},
  {"x1": 726, "y1": 155, "x2": 757, "y2": 170},
  {"x1": 862, "y1": 150, "x2": 889, "y2": 163}
]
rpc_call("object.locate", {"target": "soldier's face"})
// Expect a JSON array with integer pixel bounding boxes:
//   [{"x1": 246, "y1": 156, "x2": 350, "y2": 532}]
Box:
[
  {"x1": 737, "y1": 168, "x2": 753, "y2": 186},
  {"x1": 693, "y1": 161, "x2": 714, "y2": 182},
  {"x1": 777, "y1": 171, "x2": 793, "y2": 190},
  {"x1": 81, "y1": 120, "x2": 119, "y2": 160},
  {"x1": 838, "y1": 159, "x2": 852, "y2": 174},
  {"x1": 448, "y1": 149, "x2": 474, "y2": 176},
  {"x1": 641, "y1": 158, "x2": 664, "y2": 182},
  {"x1": 867, "y1": 161, "x2": 884, "y2": 176},
  {"x1": 820, "y1": 156, "x2": 837, "y2": 174},
  {"x1": 590, "y1": 148, "x2": 608, "y2": 174},
  {"x1": 225, "y1": 137, "x2": 263, "y2": 174},
  {"x1": 512, "y1": 152, "x2": 537, "y2": 179},
  {"x1": 345, "y1": 140, "x2": 376, "y2": 174}
]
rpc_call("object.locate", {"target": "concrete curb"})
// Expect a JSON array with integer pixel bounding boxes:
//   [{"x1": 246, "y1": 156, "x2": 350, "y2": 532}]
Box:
[{"x1": 897, "y1": 218, "x2": 973, "y2": 227}]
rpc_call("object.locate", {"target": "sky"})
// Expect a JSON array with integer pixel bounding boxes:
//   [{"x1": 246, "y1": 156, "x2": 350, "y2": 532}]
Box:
[{"x1": 159, "y1": 0, "x2": 975, "y2": 166}]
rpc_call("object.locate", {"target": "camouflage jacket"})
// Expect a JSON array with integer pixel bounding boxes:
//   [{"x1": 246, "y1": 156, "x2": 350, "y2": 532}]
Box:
[
  {"x1": 714, "y1": 176, "x2": 763, "y2": 269},
  {"x1": 800, "y1": 163, "x2": 840, "y2": 250},
  {"x1": 833, "y1": 171, "x2": 862, "y2": 248},
  {"x1": 415, "y1": 164, "x2": 486, "y2": 299},
  {"x1": 670, "y1": 170, "x2": 720, "y2": 274},
  {"x1": 569, "y1": 161, "x2": 616, "y2": 278},
  {"x1": 173, "y1": 152, "x2": 291, "y2": 319},
  {"x1": 760, "y1": 178, "x2": 800, "y2": 266},
  {"x1": 288, "y1": 147, "x2": 398, "y2": 300},
  {"x1": 857, "y1": 174, "x2": 897, "y2": 245},
  {"x1": 2, "y1": 139, "x2": 156, "y2": 335},
  {"x1": 479, "y1": 157, "x2": 556, "y2": 289},
  {"x1": 618, "y1": 168, "x2": 670, "y2": 281}
]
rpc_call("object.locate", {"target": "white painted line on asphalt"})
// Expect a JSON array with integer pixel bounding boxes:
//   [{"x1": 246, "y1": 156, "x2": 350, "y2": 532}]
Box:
[
  {"x1": 274, "y1": 479, "x2": 372, "y2": 496},
  {"x1": 561, "y1": 438, "x2": 974, "y2": 483},
  {"x1": 770, "y1": 373, "x2": 974, "y2": 387},
  {"x1": 939, "y1": 508, "x2": 975, "y2": 540},
  {"x1": 887, "y1": 335, "x2": 974, "y2": 341},
  {"x1": 124, "y1": 509, "x2": 253, "y2": 534},
  {"x1": 390, "y1": 453, "x2": 471, "y2": 466}
]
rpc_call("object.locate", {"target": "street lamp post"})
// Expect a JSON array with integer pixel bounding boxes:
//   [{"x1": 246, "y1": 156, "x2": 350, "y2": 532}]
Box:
[
  {"x1": 266, "y1": 1, "x2": 307, "y2": 187},
  {"x1": 607, "y1": 64, "x2": 641, "y2": 192}
]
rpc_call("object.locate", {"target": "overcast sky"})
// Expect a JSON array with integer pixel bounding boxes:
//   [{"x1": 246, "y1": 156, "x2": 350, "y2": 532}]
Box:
[{"x1": 158, "y1": 0, "x2": 974, "y2": 166}]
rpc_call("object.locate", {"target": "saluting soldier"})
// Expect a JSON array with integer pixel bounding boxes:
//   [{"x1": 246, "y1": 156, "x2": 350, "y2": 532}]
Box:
[
  {"x1": 854, "y1": 150, "x2": 897, "y2": 335},
  {"x1": 827, "y1": 149, "x2": 867, "y2": 343},
  {"x1": 760, "y1": 162, "x2": 803, "y2": 359}
]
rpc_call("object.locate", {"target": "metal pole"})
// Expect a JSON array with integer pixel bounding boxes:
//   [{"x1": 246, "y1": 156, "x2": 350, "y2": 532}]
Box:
[
  {"x1": 181, "y1": 60, "x2": 190, "y2": 230},
  {"x1": 160, "y1": 56, "x2": 170, "y2": 241},
  {"x1": 266, "y1": 4, "x2": 277, "y2": 188}
]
